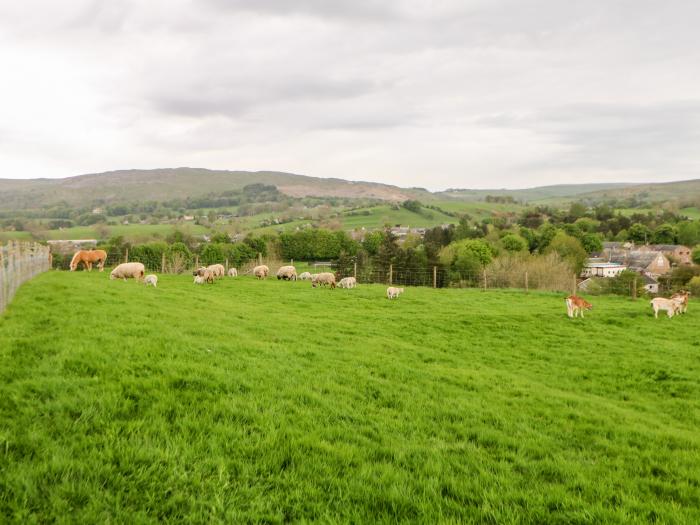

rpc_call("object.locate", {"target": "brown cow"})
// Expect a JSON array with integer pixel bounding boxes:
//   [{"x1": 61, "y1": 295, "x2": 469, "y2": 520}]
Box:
[{"x1": 566, "y1": 295, "x2": 592, "y2": 318}]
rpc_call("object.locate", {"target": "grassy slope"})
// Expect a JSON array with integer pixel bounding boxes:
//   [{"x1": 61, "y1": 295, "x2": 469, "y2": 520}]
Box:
[{"x1": 0, "y1": 274, "x2": 699, "y2": 523}]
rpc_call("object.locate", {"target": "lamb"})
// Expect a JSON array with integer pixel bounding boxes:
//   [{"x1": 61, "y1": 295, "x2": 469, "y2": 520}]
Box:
[
  {"x1": 386, "y1": 286, "x2": 404, "y2": 299},
  {"x1": 227, "y1": 268, "x2": 238, "y2": 277},
  {"x1": 276, "y1": 265, "x2": 297, "y2": 281},
  {"x1": 144, "y1": 274, "x2": 158, "y2": 287},
  {"x1": 338, "y1": 277, "x2": 357, "y2": 289},
  {"x1": 312, "y1": 272, "x2": 336, "y2": 288},
  {"x1": 193, "y1": 275, "x2": 206, "y2": 285},
  {"x1": 298, "y1": 272, "x2": 312, "y2": 281},
  {"x1": 110, "y1": 262, "x2": 145, "y2": 281},
  {"x1": 651, "y1": 297, "x2": 680, "y2": 319},
  {"x1": 193, "y1": 266, "x2": 214, "y2": 284},
  {"x1": 207, "y1": 264, "x2": 225, "y2": 279},
  {"x1": 253, "y1": 265, "x2": 269, "y2": 279}
]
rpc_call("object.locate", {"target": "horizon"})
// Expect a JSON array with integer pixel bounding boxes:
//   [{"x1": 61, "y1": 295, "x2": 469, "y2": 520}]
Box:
[{"x1": 1, "y1": 2, "x2": 699, "y2": 188}]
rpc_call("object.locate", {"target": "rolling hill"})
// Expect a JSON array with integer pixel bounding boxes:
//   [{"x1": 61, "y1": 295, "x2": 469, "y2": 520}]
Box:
[{"x1": 1, "y1": 168, "x2": 699, "y2": 212}]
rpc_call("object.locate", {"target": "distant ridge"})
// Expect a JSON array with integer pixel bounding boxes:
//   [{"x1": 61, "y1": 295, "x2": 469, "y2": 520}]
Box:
[{"x1": 0, "y1": 168, "x2": 698, "y2": 211}]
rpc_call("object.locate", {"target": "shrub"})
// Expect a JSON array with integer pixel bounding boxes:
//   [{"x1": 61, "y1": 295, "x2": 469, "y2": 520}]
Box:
[
  {"x1": 501, "y1": 234, "x2": 527, "y2": 252},
  {"x1": 486, "y1": 252, "x2": 573, "y2": 291},
  {"x1": 688, "y1": 276, "x2": 700, "y2": 296},
  {"x1": 544, "y1": 232, "x2": 588, "y2": 273},
  {"x1": 129, "y1": 242, "x2": 168, "y2": 271}
]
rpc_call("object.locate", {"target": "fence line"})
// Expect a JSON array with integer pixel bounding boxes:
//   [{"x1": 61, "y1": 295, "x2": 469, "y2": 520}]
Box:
[{"x1": 0, "y1": 241, "x2": 51, "y2": 314}]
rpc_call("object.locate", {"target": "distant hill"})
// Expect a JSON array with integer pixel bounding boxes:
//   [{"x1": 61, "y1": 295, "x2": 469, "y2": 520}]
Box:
[
  {"x1": 0, "y1": 168, "x2": 428, "y2": 211},
  {"x1": 1, "y1": 168, "x2": 698, "y2": 211}
]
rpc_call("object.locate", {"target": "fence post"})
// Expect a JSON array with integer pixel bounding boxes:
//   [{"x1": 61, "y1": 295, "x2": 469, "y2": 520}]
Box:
[
  {"x1": 632, "y1": 277, "x2": 637, "y2": 300},
  {"x1": 483, "y1": 269, "x2": 487, "y2": 290},
  {"x1": 124, "y1": 248, "x2": 129, "y2": 263},
  {"x1": 225, "y1": 258, "x2": 229, "y2": 272},
  {"x1": 389, "y1": 264, "x2": 393, "y2": 285},
  {"x1": 572, "y1": 274, "x2": 577, "y2": 296},
  {"x1": 291, "y1": 258, "x2": 294, "y2": 266},
  {"x1": 524, "y1": 271, "x2": 529, "y2": 293},
  {"x1": 195, "y1": 255, "x2": 199, "y2": 269},
  {"x1": 161, "y1": 253, "x2": 166, "y2": 274},
  {"x1": 353, "y1": 261, "x2": 357, "y2": 279},
  {"x1": 258, "y1": 252, "x2": 262, "y2": 266},
  {"x1": 433, "y1": 266, "x2": 437, "y2": 288}
]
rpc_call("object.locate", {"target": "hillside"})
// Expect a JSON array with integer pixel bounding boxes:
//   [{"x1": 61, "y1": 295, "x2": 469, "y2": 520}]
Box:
[
  {"x1": 0, "y1": 168, "x2": 428, "y2": 211},
  {"x1": 1, "y1": 272, "x2": 698, "y2": 522},
  {"x1": 436, "y1": 183, "x2": 636, "y2": 203},
  {"x1": 575, "y1": 178, "x2": 700, "y2": 203}
]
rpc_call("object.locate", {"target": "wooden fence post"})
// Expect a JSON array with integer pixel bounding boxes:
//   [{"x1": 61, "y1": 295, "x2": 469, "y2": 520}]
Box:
[
  {"x1": 124, "y1": 248, "x2": 129, "y2": 263},
  {"x1": 225, "y1": 259, "x2": 229, "y2": 272},
  {"x1": 195, "y1": 255, "x2": 199, "y2": 269},
  {"x1": 524, "y1": 271, "x2": 529, "y2": 293},
  {"x1": 572, "y1": 274, "x2": 577, "y2": 296},
  {"x1": 161, "y1": 253, "x2": 166, "y2": 274},
  {"x1": 632, "y1": 277, "x2": 637, "y2": 300},
  {"x1": 389, "y1": 264, "x2": 393, "y2": 285},
  {"x1": 353, "y1": 261, "x2": 357, "y2": 279},
  {"x1": 483, "y1": 269, "x2": 487, "y2": 290},
  {"x1": 433, "y1": 266, "x2": 437, "y2": 288},
  {"x1": 258, "y1": 253, "x2": 262, "y2": 266}
]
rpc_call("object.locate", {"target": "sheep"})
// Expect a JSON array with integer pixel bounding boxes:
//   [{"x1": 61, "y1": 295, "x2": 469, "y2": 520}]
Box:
[
  {"x1": 253, "y1": 265, "x2": 269, "y2": 279},
  {"x1": 338, "y1": 277, "x2": 357, "y2": 289},
  {"x1": 650, "y1": 297, "x2": 680, "y2": 319},
  {"x1": 193, "y1": 275, "x2": 206, "y2": 285},
  {"x1": 144, "y1": 274, "x2": 158, "y2": 287},
  {"x1": 312, "y1": 272, "x2": 336, "y2": 289},
  {"x1": 208, "y1": 264, "x2": 225, "y2": 279},
  {"x1": 228, "y1": 268, "x2": 238, "y2": 277},
  {"x1": 276, "y1": 265, "x2": 298, "y2": 281},
  {"x1": 298, "y1": 272, "x2": 312, "y2": 281},
  {"x1": 386, "y1": 286, "x2": 404, "y2": 299},
  {"x1": 193, "y1": 266, "x2": 214, "y2": 284},
  {"x1": 110, "y1": 262, "x2": 145, "y2": 282}
]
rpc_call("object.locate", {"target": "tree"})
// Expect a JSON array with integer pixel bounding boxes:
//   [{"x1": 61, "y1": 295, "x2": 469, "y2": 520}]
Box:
[
  {"x1": 677, "y1": 222, "x2": 700, "y2": 247},
  {"x1": 693, "y1": 246, "x2": 700, "y2": 265},
  {"x1": 652, "y1": 223, "x2": 677, "y2": 244},
  {"x1": 401, "y1": 200, "x2": 422, "y2": 213},
  {"x1": 581, "y1": 233, "x2": 603, "y2": 254},
  {"x1": 439, "y1": 239, "x2": 494, "y2": 273},
  {"x1": 501, "y1": 234, "x2": 527, "y2": 252},
  {"x1": 628, "y1": 223, "x2": 652, "y2": 243},
  {"x1": 544, "y1": 232, "x2": 588, "y2": 273}
]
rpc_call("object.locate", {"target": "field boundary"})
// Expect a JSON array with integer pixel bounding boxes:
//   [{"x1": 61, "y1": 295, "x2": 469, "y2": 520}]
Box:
[{"x1": 0, "y1": 241, "x2": 51, "y2": 314}]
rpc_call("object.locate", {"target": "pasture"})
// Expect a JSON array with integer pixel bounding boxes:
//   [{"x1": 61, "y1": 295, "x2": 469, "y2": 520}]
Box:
[{"x1": 0, "y1": 273, "x2": 699, "y2": 523}]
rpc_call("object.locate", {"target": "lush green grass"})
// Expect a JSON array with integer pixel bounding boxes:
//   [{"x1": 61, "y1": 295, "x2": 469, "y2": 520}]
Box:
[
  {"x1": 680, "y1": 207, "x2": 700, "y2": 220},
  {"x1": 340, "y1": 205, "x2": 457, "y2": 229},
  {"x1": 1, "y1": 273, "x2": 699, "y2": 523}
]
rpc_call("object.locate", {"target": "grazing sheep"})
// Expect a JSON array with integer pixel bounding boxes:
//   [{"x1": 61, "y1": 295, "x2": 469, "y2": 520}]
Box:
[
  {"x1": 193, "y1": 275, "x2": 206, "y2": 285},
  {"x1": 208, "y1": 264, "x2": 225, "y2": 279},
  {"x1": 253, "y1": 265, "x2": 269, "y2": 279},
  {"x1": 228, "y1": 268, "x2": 238, "y2": 277},
  {"x1": 338, "y1": 277, "x2": 357, "y2": 289},
  {"x1": 312, "y1": 272, "x2": 336, "y2": 289},
  {"x1": 193, "y1": 267, "x2": 214, "y2": 284},
  {"x1": 144, "y1": 274, "x2": 158, "y2": 287},
  {"x1": 386, "y1": 286, "x2": 404, "y2": 299},
  {"x1": 651, "y1": 297, "x2": 680, "y2": 319},
  {"x1": 276, "y1": 265, "x2": 298, "y2": 281},
  {"x1": 299, "y1": 272, "x2": 312, "y2": 281},
  {"x1": 110, "y1": 262, "x2": 145, "y2": 282}
]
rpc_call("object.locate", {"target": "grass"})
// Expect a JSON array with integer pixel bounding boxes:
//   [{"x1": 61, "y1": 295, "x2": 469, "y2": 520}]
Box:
[
  {"x1": 0, "y1": 273, "x2": 699, "y2": 523},
  {"x1": 680, "y1": 207, "x2": 700, "y2": 220}
]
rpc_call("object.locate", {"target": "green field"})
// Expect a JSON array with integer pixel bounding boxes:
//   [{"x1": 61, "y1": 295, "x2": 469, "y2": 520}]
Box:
[
  {"x1": 1, "y1": 273, "x2": 698, "y2": 522},
  {"x1": 0, "y1": 223, "x2": 209, "y2": 243},
  {"x1": 680, "y1": 207, "x2": 700, "y2": 220}
]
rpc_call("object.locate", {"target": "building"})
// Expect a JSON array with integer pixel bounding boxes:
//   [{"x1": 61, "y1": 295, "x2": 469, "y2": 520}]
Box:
[
  {"x1": 608, "y1": 251, "x2": 671, "y2": 276},
  {"x1": 639, "y1": 244, "x2": 693, "y2": 265},
  {"x1": 581, "y1": 260, "x2": 627, "y2": 278}
]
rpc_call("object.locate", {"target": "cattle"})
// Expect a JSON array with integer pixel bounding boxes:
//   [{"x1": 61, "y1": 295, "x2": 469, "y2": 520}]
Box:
[{"x1": 651, "y1": 297, "x2": 680, "y2": 319}]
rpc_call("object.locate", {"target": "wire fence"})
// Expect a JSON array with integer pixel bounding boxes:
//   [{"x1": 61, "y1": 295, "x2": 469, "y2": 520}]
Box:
[
  {"x1": 52, "y1": 247, "x2": 681, "y2": 299},
  {"x1": 0, "y1": 241, "x2": 51, "y2": 314}
]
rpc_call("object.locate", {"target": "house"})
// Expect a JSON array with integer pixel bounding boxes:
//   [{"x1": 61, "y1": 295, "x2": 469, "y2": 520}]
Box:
[
  {"x1": 389, "y1": 226, "x2": 427, "y2": 243},
  {"x1": 639, "y1": 244, "x2": 693, "y2": 265},
  {"x1": 640, "y1": 273, "x2": 659, "y2": 294},
  {"x1": 608, "y1": 250, "x2": 671, "y2": 276},
  {"x1": 581, "y1": 260, "x2": 627, "y2": 278}
]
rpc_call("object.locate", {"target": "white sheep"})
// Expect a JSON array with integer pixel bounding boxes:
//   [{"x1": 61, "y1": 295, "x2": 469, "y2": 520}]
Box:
[
  {"x1": 110, "y1": 262, "x2": 145, "y2": 281},
  {"x1": 228, "y1": 268, "x2": 238, "y2": 277},
  {"x1": 253, "y1": 265, "x2": 269, "y2": 279},
  {"x1": 276, "y1": 265, "x2": 298, "y2": 281},
  {"x1": 312, "y1": 272, "x2": 336, "y2": 289},
  {"x1": 338, "y1": 277, "x2": 357, "y2": 289},
  {"x1": 193, "y1": 275, "x2": 206, "y2": 285},
  {"x1": 144, "y1": 274, "x2": 158, "y2": 287},
  {"x1": 298, "y1": 272, "x2": 312, "y2": 281},
  {"x1": 386, "y1": 286, "x2": 404, "y2": 299},
  {"x1": 208, "y1": 263, "x2": 225, "y2": 279}
]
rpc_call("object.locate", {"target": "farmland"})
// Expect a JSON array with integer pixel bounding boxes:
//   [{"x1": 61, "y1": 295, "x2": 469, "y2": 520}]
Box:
[{"x1": 0, "y1": 272, "x2": 698, "y2": 522}]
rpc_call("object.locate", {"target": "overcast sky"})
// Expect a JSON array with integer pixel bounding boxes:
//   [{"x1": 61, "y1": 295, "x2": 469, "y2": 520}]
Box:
[{"x1": 1, "y1": 1, "x2": 699, "y2": 189}]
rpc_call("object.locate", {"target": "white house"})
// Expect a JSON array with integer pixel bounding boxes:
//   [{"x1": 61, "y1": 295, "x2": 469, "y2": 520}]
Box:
[{"x1": 581, "y1": 260, "x2": 627, "y2": 278}]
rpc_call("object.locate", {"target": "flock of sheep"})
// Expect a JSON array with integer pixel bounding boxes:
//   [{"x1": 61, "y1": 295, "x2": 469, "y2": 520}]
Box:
[{"x1": 108, "y1": 261, "x2": 405, "y2": 299}]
